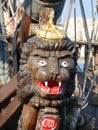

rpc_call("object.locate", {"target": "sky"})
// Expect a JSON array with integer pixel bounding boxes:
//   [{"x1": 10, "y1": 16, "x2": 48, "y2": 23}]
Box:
[
  {"x1": 74, "y1": 0, "x2": 97, "y2": 18},
  {"x1": 61, "y1": 0, "x2": 98, "y2": 24}
]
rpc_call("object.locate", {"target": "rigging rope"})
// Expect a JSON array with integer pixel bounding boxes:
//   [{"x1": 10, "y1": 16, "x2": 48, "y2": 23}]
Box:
[
  {"x1": 79, "y1": 0, "x2": 92, "y2": 93},
  {"x1": 74, "y1": 0, "x2": 76, "y2": 42},
  {"x1": 64, "y1": 0, "x2": 73, "y2": 32},
  {"x1": 0, "y1": 0, "x2": 8, "y2": 8}
]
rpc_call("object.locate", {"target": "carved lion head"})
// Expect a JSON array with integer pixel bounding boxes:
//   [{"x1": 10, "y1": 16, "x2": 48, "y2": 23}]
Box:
[{"x1": 18, "y1": 36, "x2": 77, "y2": 99}]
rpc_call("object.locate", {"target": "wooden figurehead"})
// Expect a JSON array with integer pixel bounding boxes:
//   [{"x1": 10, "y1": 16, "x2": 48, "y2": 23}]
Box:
[
  {"x1": 0, "y1": 7, "x2": 97, "y2": 130},
  {"x1": 17, "y1": 8, "x2": 78, "y2": 130}
]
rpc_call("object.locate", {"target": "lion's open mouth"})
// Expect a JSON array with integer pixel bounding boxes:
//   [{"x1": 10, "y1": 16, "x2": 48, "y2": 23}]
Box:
[{"x1": 36, "y1": 80, "x2": 64, "y2": 94}]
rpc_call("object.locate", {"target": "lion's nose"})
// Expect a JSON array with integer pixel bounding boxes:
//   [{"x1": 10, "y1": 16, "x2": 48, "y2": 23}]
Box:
[{"x1": 48, "y1": 57, "x2": 59, "y2": 75}]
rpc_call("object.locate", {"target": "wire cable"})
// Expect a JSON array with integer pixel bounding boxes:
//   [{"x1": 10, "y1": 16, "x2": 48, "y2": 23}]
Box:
[{"x1": 79, "y1": 0, "x2": 92, "y2": 93}]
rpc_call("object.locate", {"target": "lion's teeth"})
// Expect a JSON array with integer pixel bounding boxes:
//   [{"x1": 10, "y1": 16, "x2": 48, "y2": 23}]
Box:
[
  {"x1": 45, "y1": 81, "x2": 48, "y2": 87},
  {"x1": 59, "y1": 82, "x2": 62, "y2": 87},
  {"x1": 47, "y1": 88, "x2": 50, "y2": 92}
]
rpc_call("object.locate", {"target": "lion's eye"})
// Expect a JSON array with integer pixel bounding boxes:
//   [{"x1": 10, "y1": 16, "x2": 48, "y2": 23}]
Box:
[
  {"x1": 38, "y1": 60, "x2": 47, "y2": 66},
  {"x1": 61, "y1": 61, "x2": 69, "y2": 67}
]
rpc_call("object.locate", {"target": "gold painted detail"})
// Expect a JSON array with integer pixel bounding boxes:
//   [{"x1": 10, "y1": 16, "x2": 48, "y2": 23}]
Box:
[{"x1": 29, "y1": 8, "x2": 66, "y2": 42}]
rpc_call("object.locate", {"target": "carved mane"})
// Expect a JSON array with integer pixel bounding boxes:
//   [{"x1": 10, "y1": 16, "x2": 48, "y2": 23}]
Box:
[{"x1": 17, "y1": 36, "x2": 77, "y2": 97}]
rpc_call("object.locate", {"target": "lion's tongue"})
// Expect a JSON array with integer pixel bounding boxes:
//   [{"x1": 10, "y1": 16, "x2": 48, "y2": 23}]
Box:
[{"x1": 37, "y1": 80, "x2": 63, "y2": 94}]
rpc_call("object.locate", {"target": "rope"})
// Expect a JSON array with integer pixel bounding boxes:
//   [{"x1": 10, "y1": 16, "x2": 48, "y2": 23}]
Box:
[
  {"x1": 79, "y1": 0, "x2": 92, "y2": 94},
  {"x1": 64, "y1": 0, "x2": 73, "y2": 32},
  {"x1": 0, "y1": 5, "x2": 22, "y2": 31},
  {"x1": 74, "y1": 0, "x2": 76, "y2": 42},
  {"x1": 84, "y1": 74, "x2": 96, "y2": 101},
  {"x1": 0, "y1": 0, "x2": 8, "y2": 8}
]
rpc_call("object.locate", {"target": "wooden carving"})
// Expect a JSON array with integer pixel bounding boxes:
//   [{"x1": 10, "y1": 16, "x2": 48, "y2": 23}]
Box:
[
  {"x1": 17, "y1": 33, "x2": 78, "y2": 130},
  {"x1": 16, "y1": 8, "x2": 96, "y2": 130}
]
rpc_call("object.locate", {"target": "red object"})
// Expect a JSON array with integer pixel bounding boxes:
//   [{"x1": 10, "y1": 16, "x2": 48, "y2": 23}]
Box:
[{"x1": 40, "y1": 117, "x2": 57, "y2": 130}]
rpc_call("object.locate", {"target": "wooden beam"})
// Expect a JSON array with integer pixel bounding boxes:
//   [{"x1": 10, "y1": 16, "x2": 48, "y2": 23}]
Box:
[
  {"x1": 0, "y1": 75, "x2": 17, "y2": 104},
  {"x1": 0, "y1": 96, "x2": 22, "y2": 128},
  {"x1": 76, "y1": 41, "x2": 98, "y2": 47}
]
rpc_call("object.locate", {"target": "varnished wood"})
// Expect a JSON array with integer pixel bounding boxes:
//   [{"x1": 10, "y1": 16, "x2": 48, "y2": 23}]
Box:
[
  {"x1": 22, "y1": 104, "x2": 38, "y2": 130},
  {"x1": 0, "y1": 75, "x2": 17, "y2": 104},
  {"x1": 19, "y1": 13, "x2": 38, "y2": 48},
  {"x1": 0, "y1": 96, "x2": 22, "y2": 128}
]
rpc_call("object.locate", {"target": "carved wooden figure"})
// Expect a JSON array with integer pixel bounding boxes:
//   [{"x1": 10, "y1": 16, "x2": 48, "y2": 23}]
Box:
[
  {"x1": 17, "y1": 37, "x2": 77, "y2": 130},
  {"x1": 0, "y1": 7, "x2": 96, "y2": 130},
  {"x1": 17, "y1": 36, "x2": 96, "y2": 130},
  {"x1": 17, "y1": 8, "x2": 78, "y2": 130},
  {"x1": 17, "y1": 7, "x2": 97, "y2": 130}
]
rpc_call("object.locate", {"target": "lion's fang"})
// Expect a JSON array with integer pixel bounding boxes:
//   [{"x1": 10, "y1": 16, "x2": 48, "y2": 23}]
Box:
[
  {"x1": 59, "y1": 82, "x2": 62, "y2": 87},
  {"x1": 45, "y1": 81, "x2": 48, "y2": 87}
]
